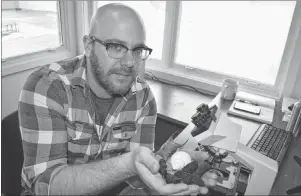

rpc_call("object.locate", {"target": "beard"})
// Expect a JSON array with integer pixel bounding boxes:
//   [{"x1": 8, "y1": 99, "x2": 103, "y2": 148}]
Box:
[{"x1": 89, "y1": 51, "x2": 137, "y2": 95}]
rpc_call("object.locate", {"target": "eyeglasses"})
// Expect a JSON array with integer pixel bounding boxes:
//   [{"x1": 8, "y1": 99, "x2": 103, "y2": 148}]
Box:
[{"x1": 89, "y1": 35, "x2": 152, "y2": 62}]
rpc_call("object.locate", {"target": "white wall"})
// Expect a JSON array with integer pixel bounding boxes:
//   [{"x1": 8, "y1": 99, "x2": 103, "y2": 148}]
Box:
[
  {"x1": 2, "y1": 68, "x2": 38, "y2": 119},
  {"x1": 19, "y1": 1, "x2": 57, "y2": 12},
  {"x1": 2, "y1": 1, "x2": 19, "y2": 9},
  {"x1": 292, "y1": 63, "x2": 301, "y2": 99}
]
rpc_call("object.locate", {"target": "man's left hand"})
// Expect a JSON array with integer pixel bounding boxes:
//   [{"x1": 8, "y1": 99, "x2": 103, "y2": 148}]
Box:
[{"x1": 131, "y1": 147, "x2": 217, "y2": 195}]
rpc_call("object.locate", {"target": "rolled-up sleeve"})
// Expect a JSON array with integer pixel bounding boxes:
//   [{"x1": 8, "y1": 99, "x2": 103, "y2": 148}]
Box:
[{"x1": 19, "y1": 67, "x2": 68, "y2": 195}]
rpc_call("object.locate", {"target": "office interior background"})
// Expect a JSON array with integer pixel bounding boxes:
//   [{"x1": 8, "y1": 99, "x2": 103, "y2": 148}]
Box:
[{"x1": 2, "y1": 0, "x2": 301, "y2": 119}]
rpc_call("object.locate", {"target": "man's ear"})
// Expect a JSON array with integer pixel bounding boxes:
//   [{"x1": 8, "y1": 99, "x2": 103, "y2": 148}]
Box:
[{"x1": 83, "y1": 35, "x2": 92, "y2": 56}]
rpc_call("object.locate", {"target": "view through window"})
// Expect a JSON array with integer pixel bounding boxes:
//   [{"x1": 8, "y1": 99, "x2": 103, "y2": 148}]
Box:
[
  {"x1": 97, "y1": 1, "x2": 166, "y2": 60},
  {"x1": 175, "y1": 1, "x2": 296, "y2": 85},
  {"x1": 2, "y1": 1, "x2": 61, "y2": 59}
]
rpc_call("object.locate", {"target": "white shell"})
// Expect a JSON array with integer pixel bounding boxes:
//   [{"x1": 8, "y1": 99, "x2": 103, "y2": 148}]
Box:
[{"x1": 170, "y1": 151, "x2": 192, "y2": 171}]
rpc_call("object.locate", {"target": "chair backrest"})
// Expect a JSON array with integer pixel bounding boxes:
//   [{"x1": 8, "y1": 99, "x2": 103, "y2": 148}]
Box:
[{"x1": 1, "y1": 111, "x2": 24, "y2": 195}]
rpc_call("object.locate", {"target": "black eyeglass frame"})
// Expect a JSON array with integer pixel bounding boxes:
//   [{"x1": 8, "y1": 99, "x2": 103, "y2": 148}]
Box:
[{"x1": 89, "y1": 35, "x2": 153, "y2": 61}]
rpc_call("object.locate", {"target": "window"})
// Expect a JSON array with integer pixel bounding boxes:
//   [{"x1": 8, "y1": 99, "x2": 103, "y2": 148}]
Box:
[
  {"x1": 97, "y1": 1, "x2": 166, "y2": 60},
  {"x1": 2, "y1": 1, "x2": 61, "y2": 59},
  {"x1": 175, "y1": 1, "x2": 296, "y2": 86},
  {"x1": 2, "y1": 1, "x2": 78, "y2": 76},
  {"x1": 140, "y1": 1, "x2": 300, "y2": 98}
]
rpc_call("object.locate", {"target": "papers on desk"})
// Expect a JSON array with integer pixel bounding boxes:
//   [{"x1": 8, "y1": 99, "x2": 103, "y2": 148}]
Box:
[
  {"x1": 282, "y1": 113, "x2": 291, "y2": 123},
  {"x1": 195, "y1": 112, "x2": 242, "y2": 153},
  {"x1": 176, "y1": 109, "x2": 242, "y2": 153},
  {"x1": 282, "y1": 97, "x2": 297, "y2": 114},
  {"x1": 281, "y1": 97, "x2": 298, "y2": 122},
  {"x1": 228, "y1": 91, "x2": 276, "y2": 124}
]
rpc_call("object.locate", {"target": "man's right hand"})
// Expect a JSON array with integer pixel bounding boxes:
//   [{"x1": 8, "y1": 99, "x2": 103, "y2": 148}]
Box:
[{"x1": 129, "y1": 147, "x2": 216, "y2": 195}]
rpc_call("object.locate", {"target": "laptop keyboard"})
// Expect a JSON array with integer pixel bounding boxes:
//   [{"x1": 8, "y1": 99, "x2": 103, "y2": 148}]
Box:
[{"x1": 250, "y1": 124, "x2": 293, "y2": 164}]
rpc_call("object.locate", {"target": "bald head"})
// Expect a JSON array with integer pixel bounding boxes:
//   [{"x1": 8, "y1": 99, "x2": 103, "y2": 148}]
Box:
[
  {"x1": 84, "y1": 3, "x2": 148, "y2": 97},
  {"x1": 89, "y1": 3, "x2": 146, "y2": 44}
]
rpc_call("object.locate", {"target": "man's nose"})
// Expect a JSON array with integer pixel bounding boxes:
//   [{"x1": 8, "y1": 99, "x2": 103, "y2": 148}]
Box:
[{"x1": 120, "y1": 51, "x2": 135, "y2": 68}]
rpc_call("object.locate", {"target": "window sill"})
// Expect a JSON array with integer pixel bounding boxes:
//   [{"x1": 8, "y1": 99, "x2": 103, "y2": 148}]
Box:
[
  {"x1": 146, "y1": 63, "x2": 220, "y2": 96},
  {"x1": 145, "y1": 61, "x2": 281, "y2": 100},
  {"x1": 1, "y1": 47, "x2": 74, "y2": 77}
]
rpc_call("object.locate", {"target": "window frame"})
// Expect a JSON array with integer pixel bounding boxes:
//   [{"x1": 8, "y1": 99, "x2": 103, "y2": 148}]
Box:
[{"x1": 1, "y1": 1, "x2": 80, "y2": 76}]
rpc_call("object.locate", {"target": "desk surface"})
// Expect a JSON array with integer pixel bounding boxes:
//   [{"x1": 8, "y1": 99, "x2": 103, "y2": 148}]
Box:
[{"x1": 147, "y1": 79, "x2": 301, "y2": 195}]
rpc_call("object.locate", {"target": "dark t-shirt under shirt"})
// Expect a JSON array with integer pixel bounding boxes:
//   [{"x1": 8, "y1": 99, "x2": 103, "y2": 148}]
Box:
[{"x1": 90, "y1": 88, "x2": 114, "y2": 125}]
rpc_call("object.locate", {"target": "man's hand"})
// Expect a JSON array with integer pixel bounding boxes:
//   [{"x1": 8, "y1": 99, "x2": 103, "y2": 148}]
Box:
[
  {"x1": 131, "y1": 146, "x2": 196, "y2": 195},
  {"x1": 130, "y1": 147, "x2": 217, "y2": 195}
]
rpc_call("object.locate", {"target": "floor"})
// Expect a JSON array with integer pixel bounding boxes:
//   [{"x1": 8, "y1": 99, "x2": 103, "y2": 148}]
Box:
[{"x1": 2, "y1": 9, "x2": 61, "y2": 59}]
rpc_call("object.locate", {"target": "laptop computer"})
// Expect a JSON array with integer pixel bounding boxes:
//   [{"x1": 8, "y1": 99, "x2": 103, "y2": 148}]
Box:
[{"x1": 247, "y1": 123, "x2": 293, "y2": 168}]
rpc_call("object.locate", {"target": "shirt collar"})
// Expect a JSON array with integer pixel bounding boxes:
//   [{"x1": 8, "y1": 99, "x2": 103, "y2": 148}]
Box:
[
  {"x1": 130, "y1": 77, "x2": 138, "y2": 94},
  {"x1": 70, "y1": 55, "x2": 88, "y2": 89}
]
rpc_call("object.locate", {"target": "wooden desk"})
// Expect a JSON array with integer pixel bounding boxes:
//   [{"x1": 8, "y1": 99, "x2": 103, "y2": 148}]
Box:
[{"x1": 146, "y1": 79, "x2": 301, "y2": 195}]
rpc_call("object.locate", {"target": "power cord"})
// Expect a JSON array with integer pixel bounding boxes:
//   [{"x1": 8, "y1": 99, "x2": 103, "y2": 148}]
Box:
[{"x1": 145, "y1": 71, "x2": 216, "y2": 97}]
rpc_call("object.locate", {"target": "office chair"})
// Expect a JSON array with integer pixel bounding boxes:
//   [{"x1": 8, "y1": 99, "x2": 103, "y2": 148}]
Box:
[
  {"x1": 1, "y1": 111, "x2": 24, "y2": 195},
  {"x1": 286, "y1": 156, "x2": 301, "y2": 195}
]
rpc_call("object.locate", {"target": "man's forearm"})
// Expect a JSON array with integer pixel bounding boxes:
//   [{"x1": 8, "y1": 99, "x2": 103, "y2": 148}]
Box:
[{"x1": 48, "y1": 152, "x2": 135, "y2": 195}]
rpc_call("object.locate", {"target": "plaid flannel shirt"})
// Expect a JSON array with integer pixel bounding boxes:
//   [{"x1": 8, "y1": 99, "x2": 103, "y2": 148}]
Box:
[{"x1": 18, "y1": 55, "x2": 157, "y2": 195}]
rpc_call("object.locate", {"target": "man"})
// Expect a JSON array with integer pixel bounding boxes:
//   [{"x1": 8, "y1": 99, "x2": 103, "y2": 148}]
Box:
[{"x1": 19, "y1": 3, "x2": 216, "y2": 195}]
